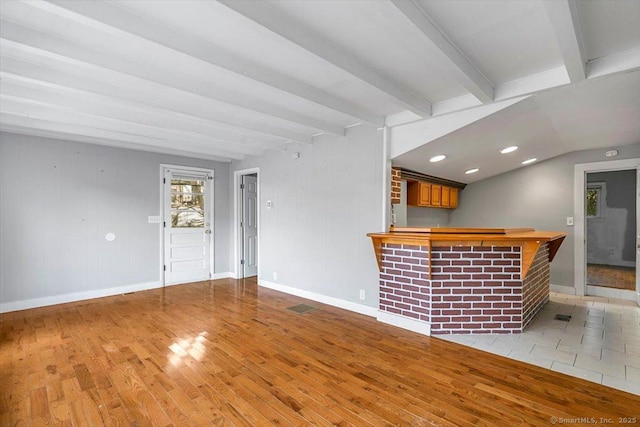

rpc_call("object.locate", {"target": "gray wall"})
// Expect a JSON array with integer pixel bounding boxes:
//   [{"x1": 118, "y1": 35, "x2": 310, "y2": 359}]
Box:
[
  {"x1": 0, "y1": 132, "x2": 230, "y2": 308},
  {"x1": 587, "y1": 170, "x2": 636, "y2": 266},
  {"x1": 393, "y1": 180, "x2": 451, "y2": 228},
  {"x1": 230, "y1": 124, "x2": 384, "y2": 307},
  {"x1": 449, "y1": 143, "x2": 640, "y2": 289}
]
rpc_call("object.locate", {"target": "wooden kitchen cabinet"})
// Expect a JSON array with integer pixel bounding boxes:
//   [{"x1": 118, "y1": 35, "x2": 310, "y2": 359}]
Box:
[
  {"x1": 407, "y1": 181, "x2": 431, "y2": 206},
  {"x1": 407, "y1": 181, "x2": 459, "y2": 209},
  {"x1": 431, "y1": 184, "x2": 441, "y2": 206},
  {"x1": 441, "y1": 186, "x2": 450, "y2": 207},
  {"x1": 449, "y1": 188, "x2": 458, "y2": 208}
]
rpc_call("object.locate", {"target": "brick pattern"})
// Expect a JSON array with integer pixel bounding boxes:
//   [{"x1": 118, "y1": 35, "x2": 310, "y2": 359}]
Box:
[
  {"x1": 429, "y1": 246, "x2": 522, "y2": 335},
  {"x1": 379, "y1": 243, "x2": 550, "y2": 335},
  {"x1": 379, "y1": 244, "x2": 431, "y2": 322},
  {"x1": 391, "y1": 167, "x2": 402, "y2": 204},
  {"x1": 522, "y1": 243, "x2": 550, "y2": 329}
]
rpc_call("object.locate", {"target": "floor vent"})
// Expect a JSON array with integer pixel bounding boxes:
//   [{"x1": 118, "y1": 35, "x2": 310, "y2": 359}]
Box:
[
  {"x1": 287, "y1": 304, "x2": 317, "y2": 314},
  {"x1": 554, "y1": 314, "x2": 572, "y2": 322}
]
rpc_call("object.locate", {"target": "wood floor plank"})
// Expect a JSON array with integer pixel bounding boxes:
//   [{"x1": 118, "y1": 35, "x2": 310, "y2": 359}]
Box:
[{"x1": 3, "y1": 277, "x2": 639, "y2": 426}]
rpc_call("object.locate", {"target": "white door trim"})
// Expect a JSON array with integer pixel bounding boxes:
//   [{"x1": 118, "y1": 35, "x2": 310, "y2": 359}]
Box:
[
  {"x1": 160, "y1": 164, "x2": 215, "y2": 285},
  {"x1": 233, "y1": 167, "x2": 260, "y2": 279},
  {"x1": 573, "y1": 158, "x2": 640, "y2": 300}
]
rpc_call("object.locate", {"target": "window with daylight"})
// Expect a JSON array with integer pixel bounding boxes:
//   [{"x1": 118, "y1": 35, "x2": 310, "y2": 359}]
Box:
[
  {"x1": 171, "y1": 178, "x2": 205, "y2": 227},
  {"x1": 586, "y1": 183, "x2": 605, "y2": 218}
]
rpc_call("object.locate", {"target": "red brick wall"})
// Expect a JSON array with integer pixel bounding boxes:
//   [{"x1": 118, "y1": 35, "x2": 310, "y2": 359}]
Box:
[
  {"x1": 379, "y1": 244, "x2": 431, "y2": 322},
  {"x1": 429, "y1": 246, "x2": 522, "y2": 335},
  {"x1": 522, "y1": 244, "x2": 550, "y2": 329},
  {"x1": 391, "y1": 167, "x2": 402, "y2": 204},
  {"x1": 379, "y1": 243, "x2": 550, "y2": 335}
]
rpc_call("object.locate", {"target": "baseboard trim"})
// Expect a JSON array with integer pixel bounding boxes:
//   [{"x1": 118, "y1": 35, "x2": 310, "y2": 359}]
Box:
[
  {"x1": 550, "y1": 284, "x2": 576, "y2": 295},
  {"x1": 258, "y1": 280, "x2": 378, "y2": 318},
  {"x1": 586, "y1": 285, "x2": 636, "y2": 301},
  {"x1": 0, "y1": 280, "x2": 162, "y2": 313},
  {"x1": 377, "y1": 310, "x2": 431, "y2": 336}
]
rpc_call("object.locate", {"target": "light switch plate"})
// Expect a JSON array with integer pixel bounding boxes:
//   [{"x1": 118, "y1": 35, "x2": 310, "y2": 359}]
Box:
[
  {"x1": 566, "y1": 217, "x2": 574, "y2": 226},
  {"x1": 148, "y1": 216, "x2": 161, "y2": 224}
]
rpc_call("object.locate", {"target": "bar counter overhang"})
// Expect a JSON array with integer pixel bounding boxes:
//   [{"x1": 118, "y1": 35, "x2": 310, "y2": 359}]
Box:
[{"x1": 367, "y1": 227, "x2": 566, "y2": 335}]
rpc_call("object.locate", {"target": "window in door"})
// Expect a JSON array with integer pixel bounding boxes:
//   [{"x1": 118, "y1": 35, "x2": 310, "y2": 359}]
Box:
[{"x1": 171, "y1": 178, "x2": 205, "y2": 228}]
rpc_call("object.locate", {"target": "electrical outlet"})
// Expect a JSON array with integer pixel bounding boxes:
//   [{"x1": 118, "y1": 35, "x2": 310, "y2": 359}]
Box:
[
  {"x1": 566, "y1": 217, "x2": 574, "y2": 226},
  {"x1": 148, "y1": 215, "x2": 161, "y2": 224},
  {"x1": 273, "y1": 271, "x2": 278, "y2": 281},
  {"x1": 359, "y1": 290, "x2": 365, "y2": 300}
]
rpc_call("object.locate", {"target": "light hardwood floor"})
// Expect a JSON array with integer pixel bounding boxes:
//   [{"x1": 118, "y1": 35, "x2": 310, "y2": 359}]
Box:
[{"x1": 1, "y1": 278, "x2": 638, "y2": 426}]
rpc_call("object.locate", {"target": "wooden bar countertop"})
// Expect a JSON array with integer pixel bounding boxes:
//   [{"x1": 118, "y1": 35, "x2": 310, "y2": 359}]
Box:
[{"x1": 367, "y1": 226, "x2": 566, "y2": 279}]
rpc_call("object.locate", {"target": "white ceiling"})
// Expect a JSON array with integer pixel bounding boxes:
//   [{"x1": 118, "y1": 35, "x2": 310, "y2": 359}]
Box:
[{"x1": 0, "y1": 0, "x2": 639, "y2": 177}]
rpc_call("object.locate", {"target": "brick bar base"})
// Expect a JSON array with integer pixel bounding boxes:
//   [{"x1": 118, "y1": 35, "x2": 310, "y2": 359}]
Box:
[{"x1": 378, "y1": 243, "x2": 550, "y2": 335}]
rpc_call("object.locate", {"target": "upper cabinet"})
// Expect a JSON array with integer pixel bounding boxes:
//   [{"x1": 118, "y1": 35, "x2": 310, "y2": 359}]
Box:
[
  {"x1": 396, "y1": 167, "x2": 465, "y2": 210},
  {"x1": 408, "y1": 181, "x2": 430, "y2": 206},
  {"x1": 407, "y1": 181, "x2": 459, "y2": 209}
]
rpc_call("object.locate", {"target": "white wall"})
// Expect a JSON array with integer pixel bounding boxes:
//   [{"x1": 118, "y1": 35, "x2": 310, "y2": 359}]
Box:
[
  {"x1": 0, "y1": 132, "x2": 230, "y2": 312},
  {"x1": 230, "y1": 124, "x2": 384, "y2": 309},
  {"x1": 449, "y1": 143, "x2": 640, "y2": 291}
]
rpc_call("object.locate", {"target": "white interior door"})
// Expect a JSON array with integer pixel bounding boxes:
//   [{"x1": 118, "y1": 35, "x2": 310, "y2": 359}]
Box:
[
  {"x1": 242, "y1": 175, "x2": 258, "y2": 277},
  {"x1": 163, "y1": 167, "x2": 213, "y2": 285}
]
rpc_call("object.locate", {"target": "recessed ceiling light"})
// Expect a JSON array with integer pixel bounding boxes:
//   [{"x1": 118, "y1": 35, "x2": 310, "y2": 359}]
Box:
[
  {"x1": 500, "y1": 146, "x2": 518, "y2": 154},
  {"x1": 522, "y1": 158, "x2": 537, "y2": 165},
  {"x1": 465, "y1": 168, "x2": 479, "y2": 174},
  {"x1": 430, "y1": 154, "x2": 446, "y2": 163}
]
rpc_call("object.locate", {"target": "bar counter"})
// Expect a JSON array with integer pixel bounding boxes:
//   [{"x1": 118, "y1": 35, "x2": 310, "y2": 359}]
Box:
[{"x1": 367, "y1": 227, "x2": 566, "y2": 335}]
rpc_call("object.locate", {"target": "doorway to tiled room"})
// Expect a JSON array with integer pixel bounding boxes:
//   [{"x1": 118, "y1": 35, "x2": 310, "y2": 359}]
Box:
[{"x1": 585, "y1": 169, "x2": 636, "y2": 295}]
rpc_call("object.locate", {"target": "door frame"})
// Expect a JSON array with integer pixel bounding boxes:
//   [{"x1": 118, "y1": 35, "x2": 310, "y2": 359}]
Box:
[
  {"x1": 160, "y1": 164, "x2": 215, "y2": 285},
  {"x1": 233, "y1": 167, "x2": 260, "y2": 279},
  {"x1": 573, "y1": 157, "x2": 639, "y2": 302}
]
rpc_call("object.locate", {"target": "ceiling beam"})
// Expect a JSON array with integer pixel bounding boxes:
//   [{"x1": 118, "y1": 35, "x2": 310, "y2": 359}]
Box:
[
  {"x1": 0, "y1": 80, "x2": 288, "y2": 152},
  {"x1": 0, "y1": 96, "x2": 263, "y2": 158},
  {"x1": 390, "y1": 0, "x2": 494, "y2": 104},
  {"x1": 543, "y1": 0, "x2": 586, "y2": 83},
  {"x1": 494, "y1": 66, "x2": 570, "y2": 101},
  {"x1": 0, "y1": 113, "x2": 246, "y2": 161},
  {"x1": 0, "y1": 123, "x2": 234, "y2": 163},
  {"x1": 586, "y1": 46, "x2": 640, "y2": 80},
  {"x1": 389, "y1": 96, "x2": 530, "y2": 159},
  {"x1": 217, "y1": 0, "x2": 432, "y2": 118},
  {"x1": 0, "y1": 62, "x2": 311, "y2": 145},
  {"x1": 0, "y1": 21, "x2": 344, "y2": 136},
  {"x1": 44, "y1": 0, "x2": 382, "y2": 129}
]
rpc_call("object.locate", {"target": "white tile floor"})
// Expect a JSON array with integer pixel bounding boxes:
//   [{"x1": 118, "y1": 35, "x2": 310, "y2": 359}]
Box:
[{"x1": 437, "y1": 292, "x2": 640, "y2": 395}]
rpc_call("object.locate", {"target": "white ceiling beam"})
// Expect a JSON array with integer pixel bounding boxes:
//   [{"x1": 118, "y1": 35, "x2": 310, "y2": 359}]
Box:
[
  {"x1": 390, "y1": 96, "x2": 531, "y2": 159},
  {"x1": 390, "y1": 0, "x2": 494, "y2": 104},
  {"x1": 543, "y1": 0, "x2": 586, "y2": 83},
  {"x1": 45, "y1": 0, "x2": 381, "y2": 129},
  {"x1": 0, "y1": 62, "x2": 311, "y2": 146},
  {"x1": 0, "y1": 80, "x2": 288, "y2": 152},
  {"x1": 0, "y1": 96, "x2": 262, "y2": 158},
  {"x1": 587, "y1": 46, "x2": 640, "y2": 80},
  {"x1": 217, "y1": 0, "x2": 432, "y2": 118},
  {"x1": 0, "y1": 114, "x2": 245, "y2": 162},
  {"x1": 0, "y1": 21, "x2": 344, "y2": 136},
  {"x1": 494, "y1": 66, "x2": 570, "y2": 102},
  {"x1": 0, "y1": 123, "x2": 234, "y2": 163}
]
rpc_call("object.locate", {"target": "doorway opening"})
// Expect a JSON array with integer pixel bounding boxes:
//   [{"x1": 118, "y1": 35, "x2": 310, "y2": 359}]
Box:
[
  {"x1": 161, "y1": 165, "x2": 214, "y2": 286},
  {"x1": 574, "y1": 158, "x2": 639, "y2": 304},
  {"x1": 233, "y1": 168, "x2": 259, "y2": 279}
]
